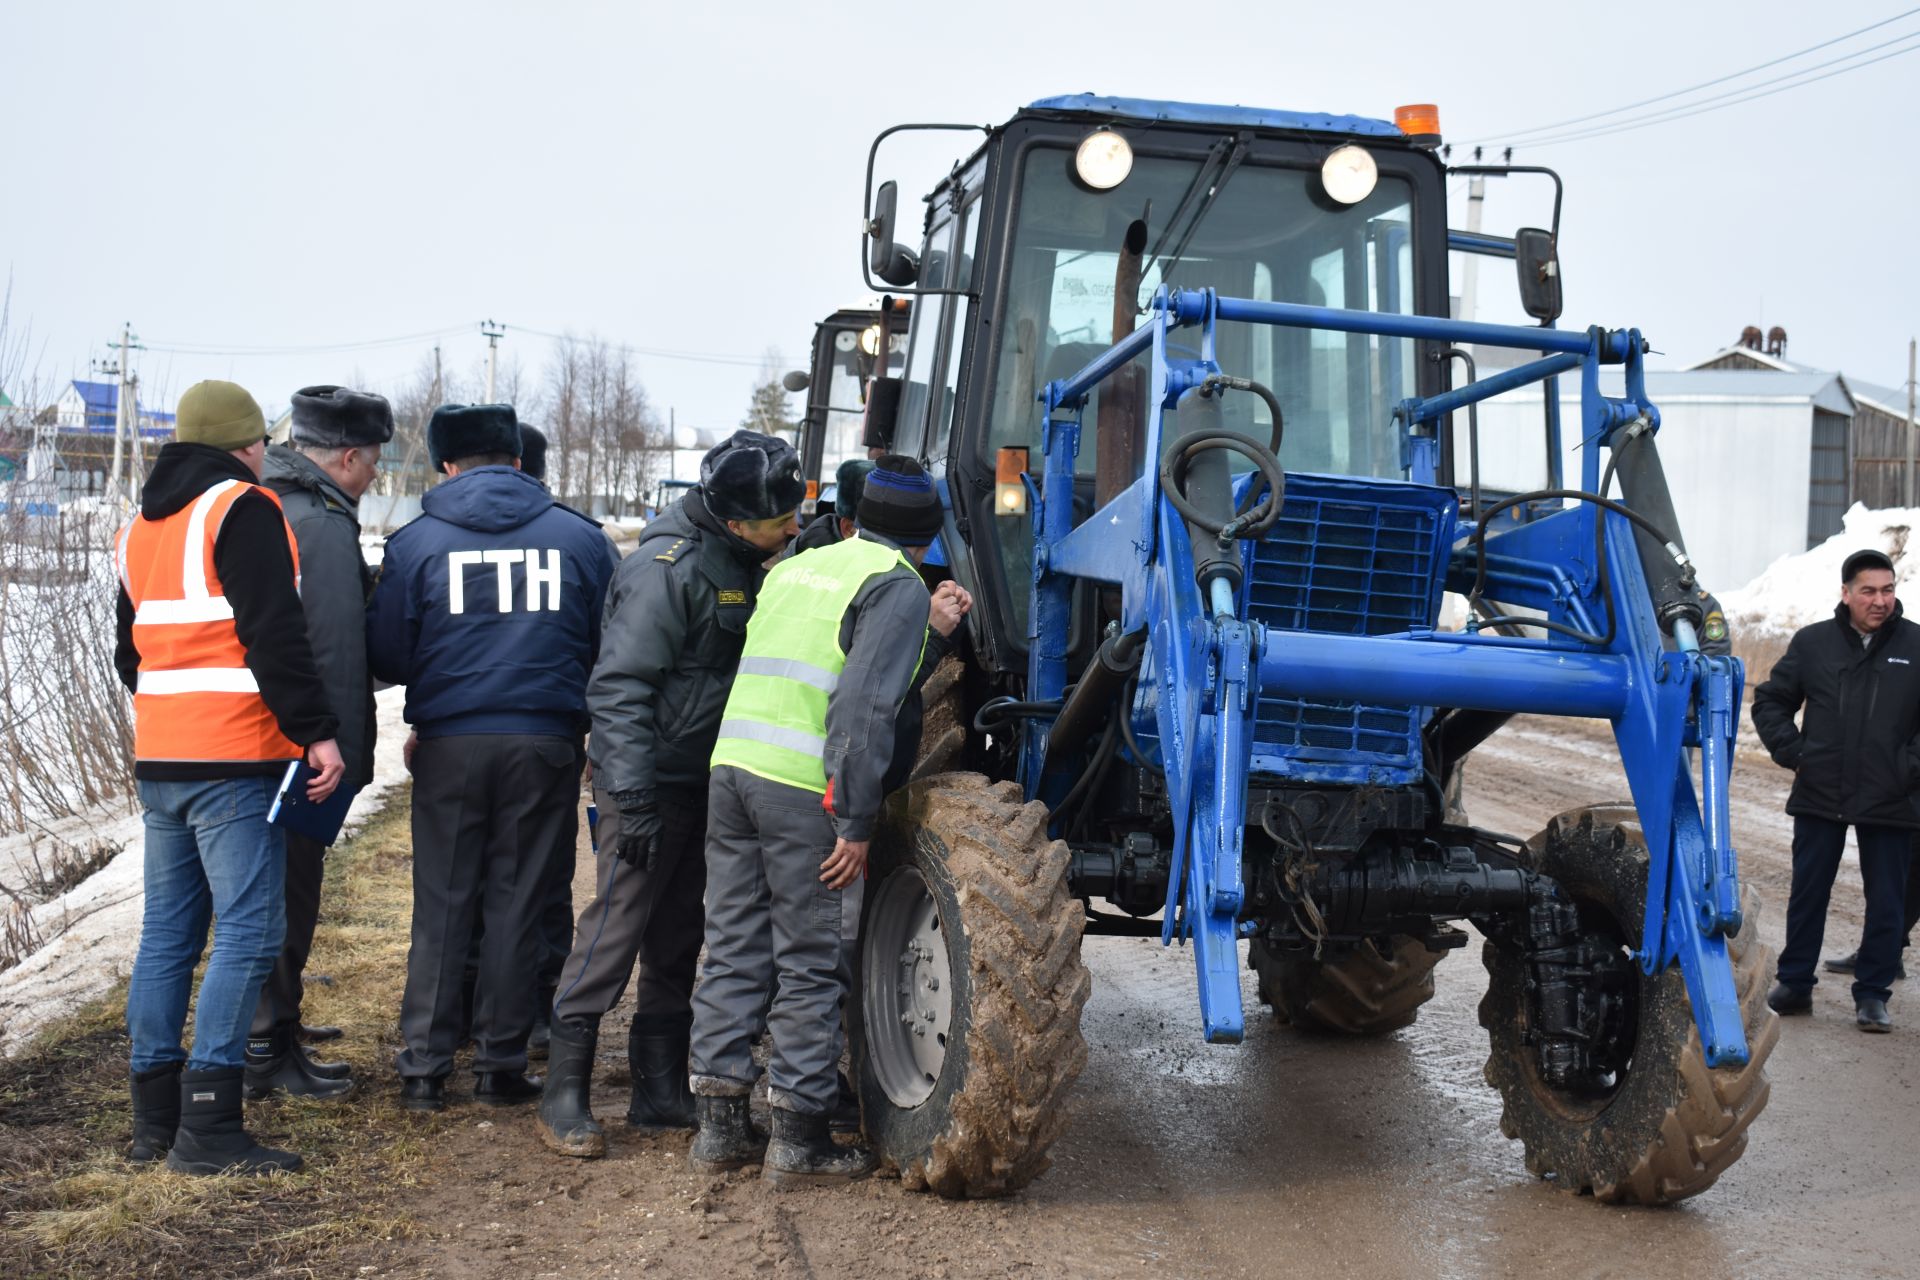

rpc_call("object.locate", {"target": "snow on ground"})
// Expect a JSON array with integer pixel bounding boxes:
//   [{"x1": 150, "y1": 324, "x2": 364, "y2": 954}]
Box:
[
  {"x1": 0, "y1": 686, "x2": 413, "y2": 1057},
  {"x1": 1720, "y1": 502, "x2": 1920, "y2": 637}
]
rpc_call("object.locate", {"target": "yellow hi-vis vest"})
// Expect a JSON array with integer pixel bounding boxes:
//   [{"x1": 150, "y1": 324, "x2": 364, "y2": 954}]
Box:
[{"x1": 710, "y1": 536, "x2": 926, "y2": 793}]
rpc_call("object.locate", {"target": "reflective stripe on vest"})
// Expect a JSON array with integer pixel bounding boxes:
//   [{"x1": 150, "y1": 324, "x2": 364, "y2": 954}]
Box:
[
  {"x1": 120, "y1": 479, "x2": 304, "y2": 764},
  {"x1": 710, "y1": 536, "x2": 925, "y2": 793}
]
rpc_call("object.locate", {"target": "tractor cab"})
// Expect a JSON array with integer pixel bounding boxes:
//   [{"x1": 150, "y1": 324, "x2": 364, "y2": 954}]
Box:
[
  {"x1": 784, "y1": 300, "x2": 909, "y2": 508},
  {"x1": 861, "y1": 97, "x2": 1521, "y2": 678}
]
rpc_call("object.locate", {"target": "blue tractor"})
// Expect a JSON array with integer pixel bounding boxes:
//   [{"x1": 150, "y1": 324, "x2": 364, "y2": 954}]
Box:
[{"x1": 848, "y1": 96, "x2": 1776, "y2": 1203}]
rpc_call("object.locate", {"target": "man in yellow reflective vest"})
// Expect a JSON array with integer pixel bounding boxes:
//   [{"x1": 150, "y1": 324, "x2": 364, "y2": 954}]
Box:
[{"x1": 688, "y1": 455, "x2": 970, "y2": 1186}]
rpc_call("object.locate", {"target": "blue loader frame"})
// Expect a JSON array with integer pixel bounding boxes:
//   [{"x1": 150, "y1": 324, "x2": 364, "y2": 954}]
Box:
[{"x1": 1023, "y1": 286, "x2": 1749, "y2": 1068}]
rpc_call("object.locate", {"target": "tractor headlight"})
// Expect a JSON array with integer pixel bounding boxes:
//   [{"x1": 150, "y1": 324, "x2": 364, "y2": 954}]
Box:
[
  {"x1": 859, "y1": 323, "x2": 883, "y2": 357},
  {"x1": 1320, "y1": 145, "x2": 1378, "y2": 205},
  {"x1": 1074, "y1": 128, "x2": 1133, "y2": 191}
]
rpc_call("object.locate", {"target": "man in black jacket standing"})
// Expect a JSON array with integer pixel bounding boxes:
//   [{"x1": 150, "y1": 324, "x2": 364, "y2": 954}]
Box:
[
  {"x1": 1753, "y1": 549, "x2": 1918, "y2": 1032},
  {"x1": 244, "y1": 385, "x2": 391, "y2": 1102},
  {"x1": 535, "y1": 430, "x2": 803, "y2": 1158}
]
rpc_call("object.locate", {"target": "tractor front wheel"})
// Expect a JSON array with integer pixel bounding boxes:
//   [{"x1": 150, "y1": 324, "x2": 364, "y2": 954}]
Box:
[
  {"x1": 1479, "y1": 804, "x2": 1778, "y2": 1204},
  {"x1": 850, "y1": 773, "x2": 1090, "y2": 1198}
]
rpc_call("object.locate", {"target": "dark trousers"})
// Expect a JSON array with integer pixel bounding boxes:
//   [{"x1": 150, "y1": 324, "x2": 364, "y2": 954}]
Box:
[
  {"x1": 550, "y1": 783, "x2": 707, "y2": 1029},
  {"x1": 1779, "y1": 816, "x2": 1911, "y2": 1003},
  {"x1": 250, "y1": 830, "x2": 326, "y2": 1037},
  {"x1": 396, "y1": 733, "x2": 580, "y2": 1078}
]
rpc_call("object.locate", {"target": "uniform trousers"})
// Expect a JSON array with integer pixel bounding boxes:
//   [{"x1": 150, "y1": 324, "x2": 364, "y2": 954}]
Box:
[
  {"x1": 689, "y1": 766, "x2": 862, "y2": 1116},
  {"x1": 550, "y1": 783, "x2": 707, "y2": 1029},
  {"x1": 396, "y1": 733, "x2": 579, "y2": 1078},
  {"x1": 1779, "y1": 815, "x2": 1910, "y2": 1003},
  {"x1": 251, "y1": 830, "x2": 326, "y2": 1037}
]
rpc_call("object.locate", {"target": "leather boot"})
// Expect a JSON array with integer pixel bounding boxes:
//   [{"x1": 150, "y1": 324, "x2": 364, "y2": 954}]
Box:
[
  {"x1": 830, "y1": 1070, "x2": 860, "y2": 1134},
  {"x1": 537, "y1": 1019, "x2": 606, "y2": 1158},
  {"x1": 625, "y1": 1016, "x2": 695, "y2": 1130},
  {"x1": 762, "y1": 1105, "x2": 876, "y2": 1188},
  {"x1": 129, "y1": 1062, "x2": 183, "y2": 1163},
  {"x1": 166, "y1": 1068, "x2": 303, "y2": 1175},
  {"x1": 688, "y1": 1095, "x2": 766, "y2": 1173},
  {"x1": 297, "y1": 1041, "x2": 352, "y2": 1081},
  {"x1": 244, "y1": 1028, "x2": 353, "y2": 1100}
]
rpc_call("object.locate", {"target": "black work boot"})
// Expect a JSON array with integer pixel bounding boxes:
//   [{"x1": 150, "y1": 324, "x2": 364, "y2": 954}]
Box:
[
  {"x1": 298, "y1": 1041, "x2": 352, "y2": 1081},
  {"x1": 475, "y1": 1070, "x2": 544, "y2": 1106},
  {"x1": 166, "y1": 1068, "x2": 303, "y2": 1176},
  {"x1": 625, "y1": 1017, "x2": 696, "y2": 1130},
  {"x1": 129, "y1": 1062, "x2": 183, "y2": 1163},
  {"x1": 688, "y1": 1095, "x2": 766, "y2": 1173},
  {"x1": 244, "y1": 1028, "x2": 353, "y2": 1100},
  {"x1": 1766, "y1": 982, "x2": 1812, "y2": 1015},
  {"x1": 537, "y1": 1019, "x2": 606, "y2": 1158},
  {"x1": 830, "y1": 1070, "x2": 861, "y2": 1134},
  {"x1": 763, "y1": 1105, "x2": 876, "y2": 1188}
]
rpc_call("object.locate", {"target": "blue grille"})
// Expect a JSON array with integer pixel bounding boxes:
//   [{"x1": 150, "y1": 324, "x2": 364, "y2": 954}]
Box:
[{"x1": 1239, "y1": 473, "x2": 1456, "y2": 785}]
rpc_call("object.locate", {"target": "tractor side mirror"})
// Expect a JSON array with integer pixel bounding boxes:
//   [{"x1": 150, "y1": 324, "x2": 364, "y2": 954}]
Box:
[
  {"x1": 1514, "y1": 227, "x2": 1563, "y2": 323},
  {"x1": 781, "y1": 370, "x2": 811, "y2": 393},
  {"x1": 862, "y1": 376, "x2": 904, "y2": 450},
  {"x1": 868, "y1": 181, "x2": 920, "y2": 287}
]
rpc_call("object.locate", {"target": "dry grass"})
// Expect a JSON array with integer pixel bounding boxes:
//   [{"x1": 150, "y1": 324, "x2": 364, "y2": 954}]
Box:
[
  {"x1": 1730, "y1": 630, "x2": 1789, "y2": 690},
  {"x1": 0, "y1": 783, "x2": 458, "y2": 1279}
]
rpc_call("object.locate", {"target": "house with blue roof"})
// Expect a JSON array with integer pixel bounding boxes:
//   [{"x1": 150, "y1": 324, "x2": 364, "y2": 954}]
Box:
[{"x1": 51, "y1": 379, "x2": 175, "y2": 437}]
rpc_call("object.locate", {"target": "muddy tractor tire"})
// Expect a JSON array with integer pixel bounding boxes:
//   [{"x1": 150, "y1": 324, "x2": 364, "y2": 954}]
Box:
[
  {"x1": 911, "y1": 656, "x2": 970, "y2": 781},
  {"x1": 850, "y1": 773, "x2": 1090, "y2": 1198},
  {"x1": 1480, "y1": 804, "x2": 1778, "y2": 1204},
  {"x1": 1250, "y1": 935, "x2": 1443, "y2": 1035}
]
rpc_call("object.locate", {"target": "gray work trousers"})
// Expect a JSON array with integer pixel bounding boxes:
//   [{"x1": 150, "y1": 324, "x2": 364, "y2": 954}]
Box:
[
  {"x1": 689, "y1": 765, "x2": 861, "y2": 1115},
  {"x1": 396, "y1": 733, "x2": 580, "y2": 1079},
  {"x1": 550, "y1": 783, "x2": 708, "y2": 1029}
]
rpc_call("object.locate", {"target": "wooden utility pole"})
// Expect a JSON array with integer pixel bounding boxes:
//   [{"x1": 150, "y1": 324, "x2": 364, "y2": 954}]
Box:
[
  {"x1": 482, "y1": 319, "x2": 505, "y2": 402},
  {"x1": 1906, "y1": 337, "x2": 1917, "y2": 509}
]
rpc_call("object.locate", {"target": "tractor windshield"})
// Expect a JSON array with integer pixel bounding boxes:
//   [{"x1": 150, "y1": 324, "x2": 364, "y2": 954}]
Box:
[{"x1": 987, "y1": 143, "x2": 1418, "y2": 479}]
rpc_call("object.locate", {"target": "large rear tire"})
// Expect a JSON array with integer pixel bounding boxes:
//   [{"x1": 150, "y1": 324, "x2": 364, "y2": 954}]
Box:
[
  {"x1": 1479, "y1": 804, "x2": 1777, "y2": 1204},
  {"x1": 1250, "y1": 935, "x2": 1443, "y2": 1035},
  {"x1": 911, "y1": 656, "x2": 969, "y2": 780},
  {"x1": 851, "y1": 773, "x2": 1090, "y2": 1198}
]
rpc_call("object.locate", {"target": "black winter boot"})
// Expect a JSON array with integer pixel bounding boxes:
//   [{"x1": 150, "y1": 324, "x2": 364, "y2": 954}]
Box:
[
  {"x1": 688, "y1": 1095, "x2": 766, "y2": 1173},
  {"x1": 129, "y1": 1062, "x2": 183, "y2": 1163},
  {"x1": 625, "y1": 1017, "x2": 695, "y2": 1130},
  {"x1": 537, "y1": 1019, "x2": 606, "y2": 1158},
  {"x1": 763, "y1": 1106, "x2": 876, "y2": 1188},
  {"x1": 244, "y1": 1028, "x2": 353, "y2": 1100},
  {"x1": 166, "y1": 1068, "x2": 303, "y2": 1176},
  {"x1": 830, "y1": 1070, "x2": 861, "y2": 1134}
]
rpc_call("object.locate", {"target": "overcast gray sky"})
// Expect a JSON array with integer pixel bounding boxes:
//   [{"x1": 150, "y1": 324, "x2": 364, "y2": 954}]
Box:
[{"x1": 7, "y1": 1, "x2": 1916, "y2": 429}]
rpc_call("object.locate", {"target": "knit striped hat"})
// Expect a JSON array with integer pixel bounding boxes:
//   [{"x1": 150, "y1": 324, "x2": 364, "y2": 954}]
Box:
[{"x1": 856, "y1": 454, "x2": 942, "y2": 546}]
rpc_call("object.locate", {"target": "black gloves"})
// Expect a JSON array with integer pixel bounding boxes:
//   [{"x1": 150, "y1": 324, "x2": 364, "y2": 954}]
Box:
[{"x1": 611, "y1": 791, "x2": 662, "y2": 870}]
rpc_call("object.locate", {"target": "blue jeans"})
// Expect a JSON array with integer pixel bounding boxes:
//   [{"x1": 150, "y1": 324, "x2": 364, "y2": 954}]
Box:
[{"x1": 126, "y1": 776, "x2": 288, "y2": 1072}]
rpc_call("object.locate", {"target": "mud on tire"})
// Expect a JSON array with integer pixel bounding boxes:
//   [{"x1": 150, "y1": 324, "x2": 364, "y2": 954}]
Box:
[
  {"x1": 1250, "y1": 935, "x2": 1442, "y2": 1035},
  {"x1": 1479, "y1": 804, "x2": 1778, "y2": 1204},
  {"x1": 851, "y1": 773, "x2": 1090, "y2": 1198},
  {"x1": 911, "y1": 656, "x2": 969, "y2": 780}
]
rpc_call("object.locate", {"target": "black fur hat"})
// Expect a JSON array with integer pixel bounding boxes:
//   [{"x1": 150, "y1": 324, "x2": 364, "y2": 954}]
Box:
[
  {"x1": 290, "y1": 385, "x2": 394, "y2": 448},
  {"x1": 428, "y1": 403, "x2": 521, "y2": 472},
  {"x1": 699, "y1": 429, "x2": 805, "y2": 521},
  {"x1": 519, "y1": 424, "x2": 548, "y2": 482}
]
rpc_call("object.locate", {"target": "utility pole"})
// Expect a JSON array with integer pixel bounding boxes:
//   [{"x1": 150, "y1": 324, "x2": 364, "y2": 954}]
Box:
[
  {"x1": 1906, "y1": 337, "x2": 1917, "y2": 509},
  {"x1": 93, "y1": 353, "x2": 123, "y2": 499},
  {"x1": 105, "y1": 322, "x2": 146, "y2": 504},
  {"x1": 1458, "y1": 153, "x2": 1486, "y2": 334},
  {"x1": 482, "y1": 319, "x2": 505, "y2": 403}
]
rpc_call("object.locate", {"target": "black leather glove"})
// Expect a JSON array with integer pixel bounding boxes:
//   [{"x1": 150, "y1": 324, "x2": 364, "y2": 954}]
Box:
[{"x1": 611, "y1": 792, "x2": 662, "y2": 870}]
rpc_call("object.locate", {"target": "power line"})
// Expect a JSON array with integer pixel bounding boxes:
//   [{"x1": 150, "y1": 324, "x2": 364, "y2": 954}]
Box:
[
  {"x1": 509, "y1": 324, "x2": 774, "y2": 369},
  {"x1": 1511, "y1": 34, "x2": 1920, "y2": 148},
  {"x1": 1464, "y1": 7, "x2": 1920, "y2": 144},
  {"x1": 141, "y1": 324, "x2": 473, "y2": 357}
]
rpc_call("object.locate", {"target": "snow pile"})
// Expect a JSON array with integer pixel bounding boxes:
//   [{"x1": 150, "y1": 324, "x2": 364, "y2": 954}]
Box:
[
  {"x1": 1720, "y1": 503, "x2": 1920, "y2": 639},
  {"x1": 0, "y1": 687, "x2": 414, "y2": 1057}
]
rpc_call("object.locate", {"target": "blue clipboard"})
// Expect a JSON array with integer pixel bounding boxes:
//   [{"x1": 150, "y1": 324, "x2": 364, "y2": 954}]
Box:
[{"x1": 268, "y1": 760, "x2": 359, "y2": 847}]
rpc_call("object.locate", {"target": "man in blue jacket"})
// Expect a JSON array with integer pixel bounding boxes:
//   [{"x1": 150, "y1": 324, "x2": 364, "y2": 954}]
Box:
[{"x1": 368, "y1": 404, "x2": 617, "y2": 1110}]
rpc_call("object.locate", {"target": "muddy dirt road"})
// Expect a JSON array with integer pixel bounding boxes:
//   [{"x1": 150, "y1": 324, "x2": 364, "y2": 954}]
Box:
[{"x1": 387, "y1": 719, "x2": 1919, "y2": 1279}]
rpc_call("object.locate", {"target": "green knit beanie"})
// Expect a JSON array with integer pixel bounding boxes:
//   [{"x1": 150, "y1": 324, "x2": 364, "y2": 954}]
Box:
[{"x1": 175, "y1": 380, "x2": 266, "y2": 451}]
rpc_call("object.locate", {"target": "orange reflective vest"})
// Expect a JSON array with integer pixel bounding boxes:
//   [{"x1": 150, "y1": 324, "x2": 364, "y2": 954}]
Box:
[{"x1": 116, "y1": 479, "x2": 304, "y2": 765}]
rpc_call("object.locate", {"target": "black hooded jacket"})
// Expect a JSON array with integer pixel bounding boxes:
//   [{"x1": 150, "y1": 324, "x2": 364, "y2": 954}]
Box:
[
  {"x1": 115, "y1": 442, "x2": 340, "y2": 779},
  {"x1": 1751, "y1": 601, "x2": 1920, "y2": 829}
]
